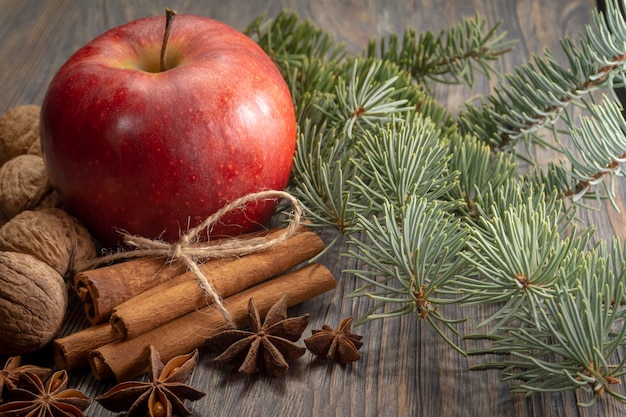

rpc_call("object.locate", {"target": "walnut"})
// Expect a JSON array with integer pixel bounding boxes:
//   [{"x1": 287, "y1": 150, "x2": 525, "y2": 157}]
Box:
[
  {"x1": 0, "y1": 208, "x2": 97, "y2": 279},
  {"x1": 0, "y1": 154, "x2": 61, "y2": 221},
  {"x1": 0, "y1": 251, "x2": 68, "y2": 356},
  {"x1": 28, "y1": 135, "x2": 43, "y2": 156},
  {"x1": 0, "y1": 105, "x2": 41, "y2": 166}
]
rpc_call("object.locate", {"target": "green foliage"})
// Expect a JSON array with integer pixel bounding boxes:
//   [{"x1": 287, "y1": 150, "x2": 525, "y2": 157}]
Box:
[
  {"x1": 445, "y1": 133, "x2": 518, "y2": 215},
  {"x1": 250, "y1": 1, "x2": 626, "y2": 406},
  {"x1": 563, "y1": 97, "x2": 626, "y2": 206},
  {"x1": 331, "y1": 60, "x2": 414, "y2": 137},
  {"x1": 365, "y1": 12, "x2": 514, "y2": 89},
  {"x1": 350, "y1": 115, "x2": 458, "y2": 213},
  {"x1": 471, "y1": 241, "x2": 626, "y2": 407},
  {"x1": 346, "y1": 196, "x2": 469, "y2": 354},
  {"x1": 458, "y1": 0, "x2": 626, "y2": 155},
  {"x1": 457, "y1": 184, "x2": 587, "y2": 332},
  {"x1": 245, "y1": 10, "x2": 347, "y2": 75},
  {"x1": 290, "y1": 120, "x2": 361, "y2": 236}
]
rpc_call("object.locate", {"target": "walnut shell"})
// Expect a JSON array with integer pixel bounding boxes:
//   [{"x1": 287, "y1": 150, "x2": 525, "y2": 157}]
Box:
[
  {"x1": 0, "y1": 251, "x2": 68, "y2": 356},
  {"x1": 0, "y1": 208, "x2": 97, "y2": 279},
  {"x1": 0, "y1": 154, "x2": 60, "y2": 221},
  {"x1": 0, "y1": 105, "x2": 41, "y2": 166}
]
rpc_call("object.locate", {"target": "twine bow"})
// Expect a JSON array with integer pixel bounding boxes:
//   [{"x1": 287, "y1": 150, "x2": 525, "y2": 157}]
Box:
[{"x1": 82, "y1": 190, "x2": 302, "y2": 325}]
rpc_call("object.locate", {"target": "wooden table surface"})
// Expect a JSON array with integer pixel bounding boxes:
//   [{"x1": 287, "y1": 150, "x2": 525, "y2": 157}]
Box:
[{"x1": 3, "y1": 1, "x2": 626, "y2": 416}]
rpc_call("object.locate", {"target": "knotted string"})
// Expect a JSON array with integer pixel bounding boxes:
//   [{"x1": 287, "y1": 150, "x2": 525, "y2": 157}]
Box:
[{"x1": 80, "y1": 190, "x2": 302, "y2": 326}]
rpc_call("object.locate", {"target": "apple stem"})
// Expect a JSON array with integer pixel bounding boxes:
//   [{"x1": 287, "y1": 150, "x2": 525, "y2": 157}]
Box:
[{"x1": 160, "y1": 8, "x2": 177, "y2": 72}]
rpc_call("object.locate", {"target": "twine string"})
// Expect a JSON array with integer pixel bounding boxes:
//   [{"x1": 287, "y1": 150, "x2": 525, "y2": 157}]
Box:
[{"x1": 81, "y1": 190, "x2": 302, "y2": 326}]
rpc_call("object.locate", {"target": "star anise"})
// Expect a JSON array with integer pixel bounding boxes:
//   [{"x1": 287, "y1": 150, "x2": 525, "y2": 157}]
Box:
[
  {"x1": 205, "y1": 294, "x2": 310, "y2": 376},
  {"x1": 304, "y1": 316, "x2": 364, "y2": 363},
  {"x1": 95, "y1": 346, "x2": 205, "y2": 417},
  {"x1": 0, "y1": 369, "x2": 91, "y2": 417},
  {"x1": 0, "y1": 356, "x2": 51, "y2": 402}
]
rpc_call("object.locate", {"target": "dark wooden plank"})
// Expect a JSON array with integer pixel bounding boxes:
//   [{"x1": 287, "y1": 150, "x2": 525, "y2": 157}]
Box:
[{"x1": 4, "y1": 1, "x2": 626, "y2": 416}]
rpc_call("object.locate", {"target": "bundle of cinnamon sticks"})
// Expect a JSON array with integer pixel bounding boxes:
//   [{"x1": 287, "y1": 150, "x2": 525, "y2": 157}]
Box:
[{"x1": 53, "y1": 227, "x2": 336, "y2": 381}]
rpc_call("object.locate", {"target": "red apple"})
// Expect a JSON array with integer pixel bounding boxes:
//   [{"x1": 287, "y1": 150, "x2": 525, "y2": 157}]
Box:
[{"x1": 39, "y1": 12, "x2": 296, "y2": 247}]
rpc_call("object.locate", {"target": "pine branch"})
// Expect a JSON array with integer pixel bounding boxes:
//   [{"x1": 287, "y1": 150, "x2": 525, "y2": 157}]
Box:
[
  {"x1": 245, "y1": 10, "x2": 347, "y2": 76},
  {"x1": 561, "y1": 97, "x2": 626, "y2": 207},
  {"x1": 445, "y1": 133, "x2": 518, "y2": 216},
  {"x1": 456, "y1": 180, "x2": 589, "y2": 333},
  {"x1": 489, "y1": 253, "x2": 626, "y2": 406},
  {"x1": 458, "y1": 0, "x2": 626, "y2": 152},
  {"x1": 289, "y1": 120, "x2": 359, "y2": 233},
  {"x1": 349, "y1": 114, "x2": 459, "y2": 214},
  {"x1": 250, "y1": 5, "x2": 626, "y2": 406},
  {"x1": 333, "y1": 60, "x2": 414, "y2": 137},
  {"x1": 365, "y1": 12, "x2": 513, "y2": 89},
  {"x1": 345, "y1": 196, "x2": 469, "y2": 354}
]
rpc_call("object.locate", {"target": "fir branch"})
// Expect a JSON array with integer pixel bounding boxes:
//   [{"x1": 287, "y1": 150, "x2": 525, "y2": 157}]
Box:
[
  {"x1": 496, "y1": 273, "x2": 626, "y2": 406},
  {"x1": 283, "y1": 56, "x2": 344, "y2": 104},
  {"x1": 518, "y1": 95, "x2": 626, "y2": 208},
  {"x1": 245, "y1": 10, "x2": 347, "y2": 75},
  {"x1": 458, "y1": 0, "x2": 626, "y2": 152},
  {"x1": 247, "y1": 10, "x2": 451, "y2": 134},
  {"x1": 288, "y1": 62, "x2": 452, "y2": 238},
  {"x1": 251, "y1": 5, "x2": 626, "y2": 406},
  {"x1": 466, "y1": 227, "x2": 626, "y2": 406},
  {"x1": 289, "y1": 120, "x2": 360, "y2": 233},
  {"x1": 471, "y1": 179, "x2": 578, "y2": 235},
  {"x1": 333, "y1": 59, "x2": 414, "y2": 137},
  {"x1": 246, "y1": 11, "x2": 347, "y2": 107},
  {"x1": 346, "y1": 197, "x2": 469, "y2": 354},
  {"x1": 561, "y1": 97, "x2": 626, "y2": 206},
  {"x1": 445, "y1": 133, "x2": 518, "y2": 216},
  {"x1": 365, "y1": 12, "x2": 513, "y2": 89},
  {"x1": 349, "y1": 114, "x2": 459, "y2": 214},
  {"x1": 456, "y1": 185, "x2": 588, "y2": 332},
  {"x1": 524, "y1": 161, "x2": 581, "y2": 203}
]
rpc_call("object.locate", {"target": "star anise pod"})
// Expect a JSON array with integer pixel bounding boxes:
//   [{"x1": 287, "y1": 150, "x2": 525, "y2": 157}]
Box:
[
  {"x1": 205, "y1": 294, "x2": 310, "y2": 376},
  {"x1": 304, "y1": 316, "x2": 364, "y2": 363},
  {"x1": 95, "y1": 346, "x2": 205, "y2": 417},
  {"x1": 0, "y1": 369, "x2": 91, "y2": 417},
  {"x1": 0, "y1": 356, "x2": 51, "y2": 403}
]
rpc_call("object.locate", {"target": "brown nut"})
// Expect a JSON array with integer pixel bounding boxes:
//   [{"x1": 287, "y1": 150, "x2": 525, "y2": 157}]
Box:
[
  {"x1": 0, "y1": 154, "x2": 60, "y2": 221},
  {"x1": 0, "y1": 104, "x2": 41, "y2": 166},
  {"x1": 0, "y1": 251, "x2": 68, "y2": 356},
  {"x1": 0, "y1": 208, "x2": 97, "y2": 279}
]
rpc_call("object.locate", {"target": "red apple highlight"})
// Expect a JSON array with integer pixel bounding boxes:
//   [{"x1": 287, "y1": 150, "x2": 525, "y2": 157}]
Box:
[{"x1": 40, "y1": 13, "x2": 296, "y2": 246}]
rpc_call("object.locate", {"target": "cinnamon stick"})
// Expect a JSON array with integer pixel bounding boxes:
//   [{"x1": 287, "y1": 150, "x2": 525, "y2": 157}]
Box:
[
  {"x1": 89, "y1": 263, "x2": 336, "y2": 381},
  {"x1": 111, "y1": 231, "x2": 325, "y2": 339},
  {"x1": 74, "y1": 226, "x2": 303, "y2": 324},
  {"x1": 74, "y1": 258, "x2": 188, "y2": 325},
  {"x1": 56, "y1": 227, "x2": 316, "y2": 369},
  {"x1": 52, "y1": 323, "x2": 116, "y2": 371}
]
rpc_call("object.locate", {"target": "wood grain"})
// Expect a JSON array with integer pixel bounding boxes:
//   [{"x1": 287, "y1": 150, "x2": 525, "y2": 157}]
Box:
[{"x1": 3, "y1": 1, "x2": 626, "y2": 416}]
